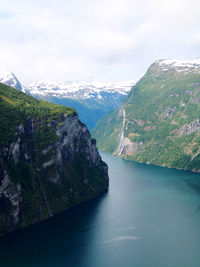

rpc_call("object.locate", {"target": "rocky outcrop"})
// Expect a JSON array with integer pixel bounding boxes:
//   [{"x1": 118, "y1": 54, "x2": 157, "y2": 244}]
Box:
[
  {"x1": 0, "y1": 113, "x2": 108, "y2": 237},
  {"x1": 191, "y1": 96, "x2": 200, "y2": 104},
  {"x1": 176, "y1": 119, "x2": 200, "y2": 136},
  {"x1": 123, "y1": 138, "x2": 143, "y2": 156}
]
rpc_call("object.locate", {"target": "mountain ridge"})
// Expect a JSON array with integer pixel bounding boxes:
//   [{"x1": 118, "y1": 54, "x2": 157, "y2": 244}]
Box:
[
  {"x1": 23, "y1": 80, "x2": 134, "y2": 100},
  {"x1": 0, "y1": 72, "x2": 135, "y2": 130}
]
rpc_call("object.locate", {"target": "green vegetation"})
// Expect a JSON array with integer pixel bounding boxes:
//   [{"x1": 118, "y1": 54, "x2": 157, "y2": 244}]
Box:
[
  {"x1": 92, "y1": 62, "x2": 200, "y2": 172},
  {"x1": 0, "y1": 83, "x2": 75, "y2": 148},
  {"x1": 92, "y1": 109, "x2": 122, "y2": 152}
]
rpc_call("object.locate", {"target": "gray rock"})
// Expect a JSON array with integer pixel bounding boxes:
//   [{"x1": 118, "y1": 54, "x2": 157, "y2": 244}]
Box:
[{"x1": 176, "y1": 119, "x2": 200, "y2": 136}]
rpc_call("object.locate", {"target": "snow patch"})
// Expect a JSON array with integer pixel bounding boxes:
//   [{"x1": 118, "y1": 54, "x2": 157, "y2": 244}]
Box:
[
  {"x1": 23, "y1": 80, "x2": 136, "y2": 100},
  {"x1": 157, "y1": 58, "x2": 200, "y2": 73},
  {"x1": 0, "y1": 72, "x2": 22, "y2": 90}
]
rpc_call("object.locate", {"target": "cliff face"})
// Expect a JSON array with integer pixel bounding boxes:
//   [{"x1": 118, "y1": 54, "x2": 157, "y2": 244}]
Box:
[{"x1": 0, "y1": 83, "x2": 108, "y2": 236}]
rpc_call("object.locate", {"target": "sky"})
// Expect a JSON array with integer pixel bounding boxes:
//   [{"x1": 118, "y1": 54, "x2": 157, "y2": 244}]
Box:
[{"x1": 0, "y1": 0, "x2": 200, "y2": 83}]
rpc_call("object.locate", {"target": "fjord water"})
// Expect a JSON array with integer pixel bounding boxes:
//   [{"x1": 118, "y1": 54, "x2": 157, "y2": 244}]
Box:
[{"x1": 1, "y1": 152, "x2": 200, "y2": 267}]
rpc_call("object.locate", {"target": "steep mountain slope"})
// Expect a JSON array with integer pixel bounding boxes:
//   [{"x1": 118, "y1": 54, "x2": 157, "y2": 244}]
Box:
[
  {"x1": 92, "y1": 59, "x2": 200, "y2": 172},
  {"x1": 0, "y1": 83, "x2": 108, "y2": 237}
]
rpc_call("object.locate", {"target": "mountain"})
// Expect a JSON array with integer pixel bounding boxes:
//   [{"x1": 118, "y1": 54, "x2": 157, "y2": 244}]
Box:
[
  {"x1": 0, "y1": 72, "x2": 23, "y2": 91},
  {"x1": 0, "y1": 73, "x2": 135, "y2": 130},
  {"x1": 23, "y1": 80, "x2": 133, "y2": 101},
  {"x1": 92, "y1": 58, "x2": 200, "y2": 172},
  {"x1": 23, "y1": 80, "x2": 135, "y2": 130},
  {"x1": 0, "y1": 83, "x2": 108, "y2": 237}
]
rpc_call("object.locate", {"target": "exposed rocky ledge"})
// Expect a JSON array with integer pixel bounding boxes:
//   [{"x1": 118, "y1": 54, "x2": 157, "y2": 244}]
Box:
[{"x1": 176, "y1": 119, "x2": 200, "y2": 136}]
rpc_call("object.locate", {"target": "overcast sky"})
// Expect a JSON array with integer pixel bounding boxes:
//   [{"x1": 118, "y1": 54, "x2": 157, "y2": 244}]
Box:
[{"x1": 0, "y1": 0, "x2": 200, "y2": 83}]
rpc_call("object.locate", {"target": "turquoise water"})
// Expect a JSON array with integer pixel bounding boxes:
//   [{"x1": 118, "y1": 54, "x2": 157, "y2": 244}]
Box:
[{"x1": 0, "y1": 152, "x2": 200, "y2": 267}]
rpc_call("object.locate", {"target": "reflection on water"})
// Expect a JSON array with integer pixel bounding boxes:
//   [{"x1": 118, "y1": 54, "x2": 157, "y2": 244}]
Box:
[
  {"x1": 0, "y1": 193, "x2": 108, "y2": 267},
  {"x1": 0, "y1": 152, "x2": 200, "y2": 267}
]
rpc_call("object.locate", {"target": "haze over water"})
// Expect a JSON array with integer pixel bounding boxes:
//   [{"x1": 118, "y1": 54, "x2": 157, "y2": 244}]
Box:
[{"x1": 0, "y1": 151, "x2": 200, "y2": 267}]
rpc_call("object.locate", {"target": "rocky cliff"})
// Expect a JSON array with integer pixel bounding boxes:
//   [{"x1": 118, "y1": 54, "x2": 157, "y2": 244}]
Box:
[{"x1": 0, "y1": 83, "x2": 108, "y2": 236}]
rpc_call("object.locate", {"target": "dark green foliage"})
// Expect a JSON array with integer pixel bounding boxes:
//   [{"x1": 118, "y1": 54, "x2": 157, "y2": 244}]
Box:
[
  {"x1": 34, "y1": 127, "x2": 58, "y2": 149},
  {"x1": 92, "y1": 109, "x2": 122, "y2": 153}
]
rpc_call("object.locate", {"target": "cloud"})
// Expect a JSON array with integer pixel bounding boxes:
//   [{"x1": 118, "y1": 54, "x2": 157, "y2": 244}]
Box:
[{"x1": 0, "y1": 0, "x2": 200, "y2": 83}]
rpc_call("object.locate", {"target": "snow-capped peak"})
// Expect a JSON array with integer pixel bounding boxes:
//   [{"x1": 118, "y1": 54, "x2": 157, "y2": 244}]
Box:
[
  {"x1": 155, "y1": 58, "x2": 200, "y2": 73},
  {"x1": 0, "y1": 72, "x2": 23, "y2": 91},
  {"x1": 0, "y1": 72, "x2": 135, "y2": 101}
]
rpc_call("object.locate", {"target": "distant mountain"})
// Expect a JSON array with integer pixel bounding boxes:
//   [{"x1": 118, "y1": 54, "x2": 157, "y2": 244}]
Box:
[
  {"x1": 92, "y1": 58, "x2": 200, "y2": 172},
  {"x1": 23, "y1": 80, "x2": 133, "y2": 102},
  {"x1": 0, "y1": 72, "x2": 23, "y2": 91},
  {"x1": 0, "y1": 73, "x2": 135, "y2": 130}
]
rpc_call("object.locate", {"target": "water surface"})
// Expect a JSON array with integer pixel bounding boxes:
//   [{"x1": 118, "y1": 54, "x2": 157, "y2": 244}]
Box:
[{"x1": 1, "y1": 152, "x2": 200, "y2": 267}]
